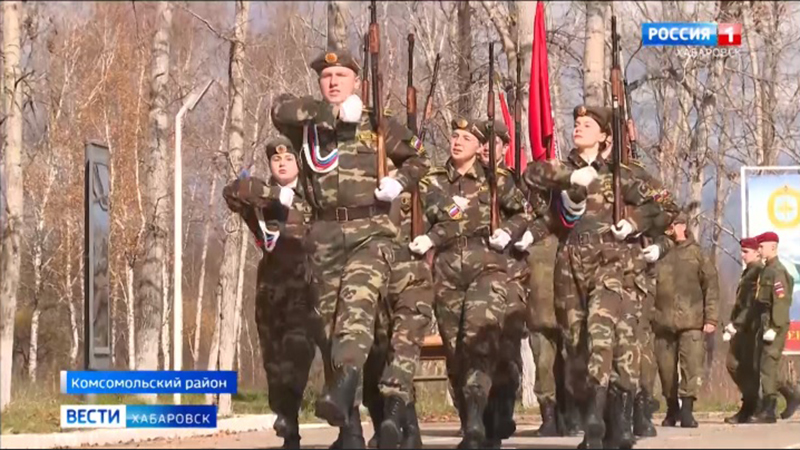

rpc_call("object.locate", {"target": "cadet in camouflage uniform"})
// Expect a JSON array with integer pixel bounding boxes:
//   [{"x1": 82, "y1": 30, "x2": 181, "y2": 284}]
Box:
[
  {"x1": 653, "y1": 213, "x2": 719, "y2": 429},
  {"x1": 724, "y1": 237, "x2": 763, "y2": 424},
  {"x1": 750, "y1": 232, "x2": 795, "y2": 423},
  {"x1": 408, "y1": 117, "x2": 531, "y2": 448},
  {"x1": 269, "y1": 50, "x2": 430, "y2": 448},
  {"x1": 222, "y1": 137, "x2": 315, "y2": 449},
  {"x1": 523, "y1": 105, "x2": 669, "y2": 449}
]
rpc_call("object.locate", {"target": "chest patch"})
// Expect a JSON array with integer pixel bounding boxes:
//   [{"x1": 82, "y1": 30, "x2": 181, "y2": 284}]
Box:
[{"x1": 775, "y1": 281, "x2": 785, "y2": 298}]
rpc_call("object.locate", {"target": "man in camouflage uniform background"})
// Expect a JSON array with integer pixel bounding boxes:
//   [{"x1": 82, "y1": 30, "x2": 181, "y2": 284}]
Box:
[
  {"x1": 724, "y1": 237, "x2": 763, "y2": 424},
  {"x1": 270, "y1": 49, "x2": 430, "y2": 448},
  {"x1": 222, "y1": 137, "x2": 316, "y2": 448},
  {"x1": 653, "y1": 213, "x2": 719, "y2": 429},
  {"x1": 409, "y1": 117, "x2": 531, "y2": 448}
]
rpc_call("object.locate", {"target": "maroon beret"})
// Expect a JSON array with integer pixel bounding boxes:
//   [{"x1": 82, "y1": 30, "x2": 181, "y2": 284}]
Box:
[
  {"x1": 740, "y1": 238, "x2": 759, "y2": 250},
  {"x1": 756, "y1": 232, "x2": 780, "y2": 244}
]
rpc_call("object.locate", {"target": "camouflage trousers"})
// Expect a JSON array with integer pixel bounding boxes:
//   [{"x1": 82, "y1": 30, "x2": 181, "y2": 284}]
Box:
[
  {"x1": 655, "y1": 329, "x2": 705, "y2": 399},
  {"x1": 554, "y1": 242, "x2": 590, "y2": 401},
  {"x1": 434, "y1": 239, "x2": 508, "y2": 409},
  {"x1": 637, "y1": 313, "x2": 657, "y2": 395},
  {"x1": 254, "y1": 256, "x2": 316, "y2": 418},
  {"x1": 305, "y1": 216, "x2": 399, "y2": 402},
  {"x1": 530, "y1": 329, "x2": 560, "y2": 403},
  {"x1": 489, "y1": 254, "x2": 528, "y2": 404},
  {"x1": 631, "y1": 258, "x2": 657, "y2": 395},
  {"x1": 726, "y1": 325, "x2": 760, "y2": 402},
  {"x1": 526, "y1": 235, "x2": 560, "y2": 403},
  {"x1": 567, "y1": 236, "x2": 640, "y2": 392},
  {"x1": 363, "y1": 246, "x2": 434, "y2": 408}
]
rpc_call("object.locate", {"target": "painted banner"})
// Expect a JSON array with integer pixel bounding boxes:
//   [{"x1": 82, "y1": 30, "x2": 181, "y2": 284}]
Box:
[{"x1": 741, "y1": 166, "x2": 800, "y2": 355}]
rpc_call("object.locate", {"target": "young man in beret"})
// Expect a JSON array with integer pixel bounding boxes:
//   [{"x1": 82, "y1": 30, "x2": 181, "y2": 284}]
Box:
[
  {"x1": 222, "y1": 137, "x2": 315, "y2": 448},
  {"x1": 751, "y1": 231, "x2": 795, "y2": 423},
  {"x1": 724, "y1": 237, "x2": 764, "y2": 424},
  {"x1": 268, "y1": 49, "x2": 431, "y2": 448}
]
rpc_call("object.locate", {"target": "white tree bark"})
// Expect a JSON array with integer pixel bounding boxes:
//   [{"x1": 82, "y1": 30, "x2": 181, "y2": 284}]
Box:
[
  {"x1": 327, "y1": 1, "x2": 350, "y2": 51},
  {"x1": 215, "y1": 0, "x2": 250, "y2": 417},
  {"x1": 742, "y1": 7, "x2": 764, "y2": 165},
  {"x1": 1, "y1": 0, "x2": 25, "y2": 412},
  {"x1": 191, "y1": 178, "x2": 216, "y2": 368},
  {"x1": 135, "y1": 1, "x2": 173, "y2": 403},
  {"x1": 126, "y1": 263, "x2": 136, "y2": 369},
  {"x1": 583, "y1": 1, "x2": 606, "y2": 107},
  {"x1": 64, "y1": 223, "x2": 80, "y2": 368},
  {"x1": 518, "y1": 0, "x2": 535, "y2": 161},
  {"x1": 161, "y1": 252, "x2": 171, "y2": 370}
]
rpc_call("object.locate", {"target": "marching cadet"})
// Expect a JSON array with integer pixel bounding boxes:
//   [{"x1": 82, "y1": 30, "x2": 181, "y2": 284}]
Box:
[
  {"x1": 222, "y1": 137, "x2": 315, "y2": 449},
  {"x1": 724, "y1": 237, "x2": 763, "y2": 424},
  {"x1": 408, "y1": 117, "x2": 531, "y2": 448},
  {"x1": 268, "y1": 49, "x2": 430, "y2": 448},
  {"x1": 750, "y1": 232, "x2": 795, "y2": 423},
  {"x1": 653, "y1": 212, "x2": 719, "y2": 429},
  {"x1": 523, "y1": 105, "x2": 670, "y2": 449}
]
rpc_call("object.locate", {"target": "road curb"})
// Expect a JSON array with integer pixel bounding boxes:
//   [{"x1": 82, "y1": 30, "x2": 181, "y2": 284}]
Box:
[{"x1": 0, "y1": 414, "x2": 277, "y2": 449}]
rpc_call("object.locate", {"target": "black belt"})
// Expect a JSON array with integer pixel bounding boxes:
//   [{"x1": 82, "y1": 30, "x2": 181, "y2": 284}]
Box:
[
  {"x1": 443, "y1": 234, "x2": 489, "y2": 251},
  {"x1": 569, "y1": 230, "x2": 617, "y2": 246},
  {"x1": 314, "y1": 204, "x2": 391, "y2": 222}
]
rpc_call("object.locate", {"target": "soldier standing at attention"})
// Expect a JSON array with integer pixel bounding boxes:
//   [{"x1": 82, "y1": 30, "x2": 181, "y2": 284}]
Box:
[
  {"x1": 723, "y1": 237, "x2": 763, "y2": 424},
  {"x1": 408, "y1": 117, "x2": 531, "y2": 448},
  {"x1": 222, "y1": 137, "x2": 316, "y2": 449},
  {"x1": 653, "y1": 213, "x2": 719, "y2": 429},
  {"x1": 270, "y1": 49, "x2": 430, "y2": 448},
  {"x1": 523, "y1": 105, "x2": 669, "y2": 449},
  {"x1": 750, "y1": 232, "x2": 795, "y2": 423}
]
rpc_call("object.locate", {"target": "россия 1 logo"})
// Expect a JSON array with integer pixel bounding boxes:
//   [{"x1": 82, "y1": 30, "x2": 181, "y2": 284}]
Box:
[{"x1": 642, "y1": 22, "x2": 742, "y2": 47}]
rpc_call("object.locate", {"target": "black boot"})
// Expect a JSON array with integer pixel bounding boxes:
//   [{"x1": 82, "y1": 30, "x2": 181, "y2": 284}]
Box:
[
  {"x1": 780, "y1": 385, "x2": 800, "y2": 420},
  {"x1": 367, "y1": 396, "x2": 383, "y2": 448},
  {"x1": 725, "y1": 396, "x2": 757, "y2": 424},
  {"x1": 583, "y1": 384, "x2": 607, "y2": 449},
  {"x1": 401, "y1": 402, "x2": 423, "y2": 448},
  {"x1": 618, "y1": 389, "x2": 636, "y2": 449},
  {"x1": 633, "y1": 390, "x2": 657, "y2": 437},
  {"x1": 750, "y1": 395, "x2": 778, "y2": 424},
  {"x1": 482, "y1": 395, "x2": 499, "y2": 448},
  {"x1": 378, "y1": 396, "x2": 405, "y2": 449},
  {"x1": 661, "y1": 398, "x2": 680, "y2": 427},
  {"x1": 680, "y1": 397, "x2": 698, "y2": 428},
  {"x1": 602, "y1": 386, "x2": 620, "y2": 449},
  {"x1": 281, "y1": 413, "x2": 301, "y2": 449},
  {"x1": 494, "y1": 384, "x2": 517, "y2": 440},
  {"x1": 316, "y1": 366, "x2": 361, "y2": 428},
  {"x1": 339, "y1": 407, "x2": 366, "y2": 449},
  {"x1": 535, "y1": 399, "x2": 559, "y2": 437},
  {"x1": 274, "y1": 414, "x2": 288, "y2": 438},
  {"x1": 564, "y1": 397, "x2": 583, "y2": 437},
  {"x1": 459, "y1": 391, "x2": 488, "y2": 449}
]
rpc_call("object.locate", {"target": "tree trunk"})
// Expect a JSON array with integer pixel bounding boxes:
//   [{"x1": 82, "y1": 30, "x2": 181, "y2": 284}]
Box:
[
  {"x1": 520, "y1": 337, "x2": 537, "y2": 408},
  {"x1": 583, "y1": 1, "x2": 606, "y2": 107},
  {"x1": 126, "y1": 262, "x2": 136, "y2": 369},
  {"x1": 191, "y1": 178, "x2": 216, "y2": 368},
  {"x1": 517, "y1": 0, "x2": 535, "y2": 161},
  {"x1": 64, "y1": 223, "x2": 80, "y2": 368},
  {"x1": 135, "y1": 1, "x2": 173, "y2": 403},
  {"x1": 215, "y1": 0, "x2": 250, "y2": 417},
  {"x1": 205, "y1": 283, "x2": 222, "y2": 405},
  {"x1": 1, "y1": 0, "x2": 25, "y2": 412},
  {"x1": 742, "y1": 7, "x2": 764, "y2": 165},
  {"x1": 456, "y1": 1, "x2": 472, "y2": 117},
  {"x1": 326, "y1": 1, "x2": 349, "y2": 51},
  {"x1": 161, "y1": 252, "x2": 171, "y2": 370}
]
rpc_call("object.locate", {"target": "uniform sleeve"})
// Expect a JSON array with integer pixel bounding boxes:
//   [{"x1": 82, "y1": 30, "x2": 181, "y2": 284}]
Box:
[
  {"x1": 237, "y1": 177, "x2": 284, "y2": 209},
  {"x1": 699, "y1": 248, "x2": 719, "y2": 326},
  {"x1": 222, "y1": 180, "x2": 246, "y2": 213},
  {"x1": 522, "y1": 159, "x2": 574, "y2": 192},
  {"x1": 384, "y1": 117, "x2": 431, "y2": 190},
  {"x1": 771, "y1": 269, "x2": 792, "y2": 328},
  {"x1": 498, "y1": 173, "x2": 532, "y2": 238},
  {"x1": 620, "y1": 174, "x2": 666, "y2": 233},
  {"x1": 419, "y1": 174, "x2": 460, "y2": 247},
  {"x1": 270, "y1": 94, "x2": 337, "y2": 147},
  {"x1": 654, "y1": 234, "x2": 675, "y2": 259},
  {"x1": 756, "y1": 267, "x2": 776, "y2": 305}
]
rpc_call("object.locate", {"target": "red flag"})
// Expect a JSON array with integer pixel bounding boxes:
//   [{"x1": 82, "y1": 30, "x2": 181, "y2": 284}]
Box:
[
  {"x1": 528, "y1": 1, "x2": 554, "y2": 161},
  {"x1": 498, "y1": 92, "x2": 525, "y2": 171}
]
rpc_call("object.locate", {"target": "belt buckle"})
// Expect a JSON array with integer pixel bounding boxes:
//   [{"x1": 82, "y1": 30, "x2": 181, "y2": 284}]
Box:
[
  {"x1": 335, "y1": 207, "x2": 349, "y2": 222},
  {"x1": 457, "y1": 236, "x2": 468, "y2": 250},
  {"x1": 579, "y1": 233, "x2": 590, "y2": 246}
]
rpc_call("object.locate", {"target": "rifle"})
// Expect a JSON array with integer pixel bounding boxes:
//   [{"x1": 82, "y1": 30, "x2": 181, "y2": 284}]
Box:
[
  {"x1": 617, "y1": 49, "x2": 639, "y2": 161},
  {"x1": 610, "y1": 16, "x2": 624, "y2": 224},
  {"x1": 514, "y1": 53, "x2": 522, "y2": 185},
  {"x1": 418, "y1": 54, "x2": 441, "y2": 142},
  {"x1": 369, "y1": 0, "x2": 387, "y2": 184},
  {"x1": 407, "y1": 34, "x2": 424, "y2": 239},
  {"x1": 362, "y1": 32, "x2": 370, "y2": 102},
  {"x1": 487, "y1": 43, "x2": 499, "y2": 234}
]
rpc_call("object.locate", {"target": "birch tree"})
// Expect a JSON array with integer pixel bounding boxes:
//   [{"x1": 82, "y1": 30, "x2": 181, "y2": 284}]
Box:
[{"x1": 583, "y1": 1, "x2": 606, "y2": 106}]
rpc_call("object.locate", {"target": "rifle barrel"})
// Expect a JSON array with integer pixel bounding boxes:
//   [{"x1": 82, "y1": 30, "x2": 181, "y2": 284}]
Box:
[
  {"x1": 487, "y1": 43, "x2": 499, "y2": 233},
  {"x1": 419, "y1": 54, "x2": 441, "y2": 142},
  {"x1": 407, "y1": 34, "x2": 418, "y2": 135},
  {"x1": 369, "y1": 0, "x2": 386, "y2": 182}
]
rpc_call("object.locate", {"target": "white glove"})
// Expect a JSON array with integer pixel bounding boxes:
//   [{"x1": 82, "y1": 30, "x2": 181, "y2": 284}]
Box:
[
  {"x1": 339, "y1": 94, "x2": 363, "y2": 123},
  {"x1": 279, "y1": 186, "x2": 295, "y2": 207},
  {"x1": 560, "y1": 190, "x2": 586, "y2": 216},
  {"x1": 263, "y1": 228, "x2": 280, "y2": 253},
  {"x1": 489, "y1": 229, "x2": 512, "y2": 251},
  {"x1": 642, "y1": 245, "x2": 660, "y2": 263},
  {"x1": 569, "y1": 166, "x2": 598, "y2": 188},
  {"x1": 723, "y1": 331, "x2": 732, "y2": 342},
  {"x1": 611, "y1": 220, "x2": 634, "y2": 241},
  {"x1": 725, "y1": 323, "x2": 738, "y2": 336},
  {"x1": 374, "y1": 177, "x2": 404, "y2": 202},
  {"x1": 452, "y1": 195, "x2": 470, "y2": 210},
  {"x1": 409, "y1": 235, "x2": 434, "y2": 255},
  {"x1": 763, "y1": 328, "x2": 777, "y2": 342},
  {"x1": 514, "y1": 230, "x2": 535, "y2": 252}
]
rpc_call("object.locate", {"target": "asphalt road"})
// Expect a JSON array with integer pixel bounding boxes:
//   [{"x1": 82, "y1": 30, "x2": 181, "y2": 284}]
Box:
[{"x1": 105, "y1": 416, "x2": 800, "y2": 449}]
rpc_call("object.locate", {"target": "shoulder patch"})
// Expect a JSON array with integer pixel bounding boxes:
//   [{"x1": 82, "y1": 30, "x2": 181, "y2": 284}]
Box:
[
  {"x1": 629, "y1": 158, "x2": 645, "y2": 169},
  {"x1": 427, "y1": 166, "x2": 447, "y2": 176},
  {"x1": 497, "y1": 167, "x2": 511, "y2": 177}
]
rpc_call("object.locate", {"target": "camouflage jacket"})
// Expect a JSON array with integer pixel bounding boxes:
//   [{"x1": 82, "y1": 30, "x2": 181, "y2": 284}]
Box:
[
  {"x1": 523, "y1": 148, "x2": 668, "y2": 237},
  {"x1": 756, "y1": 256, "x2": 794, "y2": 329},
  {"x1": 392, "y1": 190, "x2": 431, "y2": 245},
  {"x1": 270, "y1": 95, "x2": 430, "y2": 212},
  {"x1": 731, "y1": 260, "x2": 764, "y2": 330},
  {"x1": 222, "y1": 177, "x2": 311, "y2": 261},
  {"x1": 654, "y1": 235, "x2": 720, "y2": 331},
  {"x1": 420, "y1": 159, "x2": 531, "y2": 248},
  {"x1": 625, "y1": 158, "x2": 680, "y2": 239}
]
